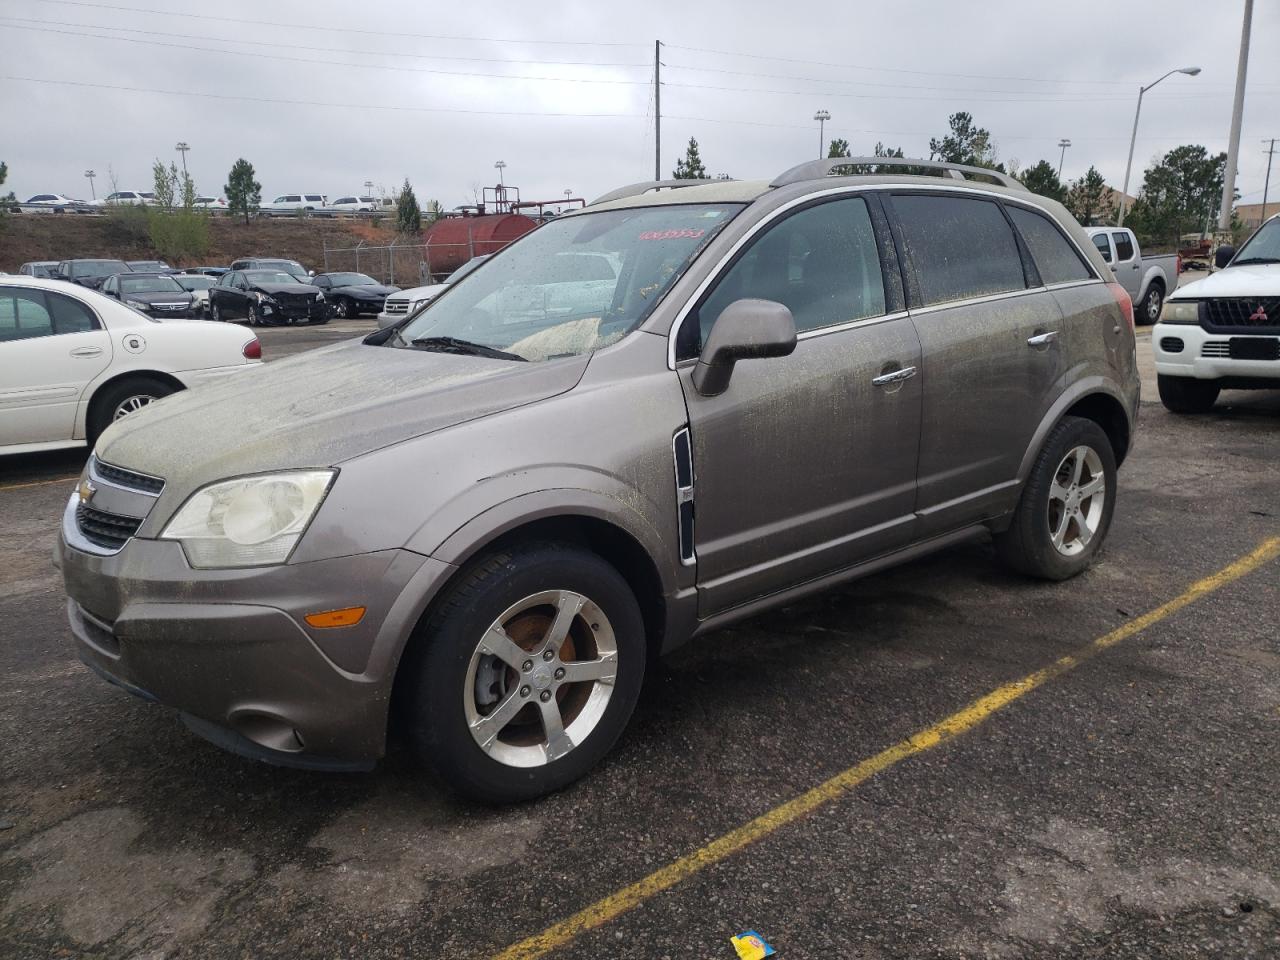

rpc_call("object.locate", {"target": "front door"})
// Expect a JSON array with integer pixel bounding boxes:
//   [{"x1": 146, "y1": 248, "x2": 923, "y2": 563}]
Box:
[{"x1": 676, "y1": 195, "x2": 922, "y2": 616}]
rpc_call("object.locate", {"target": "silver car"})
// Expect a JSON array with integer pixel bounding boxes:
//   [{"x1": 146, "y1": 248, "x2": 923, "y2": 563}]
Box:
[{"x1": 57, "y1": 158, "x2": 1139, "y2": 802}]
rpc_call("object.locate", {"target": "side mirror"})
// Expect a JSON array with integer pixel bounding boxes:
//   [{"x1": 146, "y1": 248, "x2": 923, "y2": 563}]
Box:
[
  {"x1": 308, "y1": 270, "x2": 316, "y2": 277},
  {"x1": 1214, "y1": 245, "x2": 1235, "y2": 270},
  {"x1": 691, "y1": 298, "x2": 797, "y2": 397}
]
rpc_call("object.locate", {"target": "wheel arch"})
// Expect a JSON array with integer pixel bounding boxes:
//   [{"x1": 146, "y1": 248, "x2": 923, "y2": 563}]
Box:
[
  {"x1": 81, "y1": 368, "x2": 186, "y2": 437},
  {"x1": 1017, "y1": 380, "x2": 1134, "y2": 481}
]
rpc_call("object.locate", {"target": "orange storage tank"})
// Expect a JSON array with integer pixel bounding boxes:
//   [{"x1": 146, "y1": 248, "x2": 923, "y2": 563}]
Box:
[{"x1": 424, "y1": 214, "x2": 538, "y2": 276}]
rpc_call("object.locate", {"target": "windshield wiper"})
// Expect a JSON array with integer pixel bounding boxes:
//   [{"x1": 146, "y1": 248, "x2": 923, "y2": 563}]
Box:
[
  {"x1": 409, "y1": 335, "x2": 527, "y2": 362},
  {"x1": 1230, "y1": 256, "x2": 1280, "y2": 265}
]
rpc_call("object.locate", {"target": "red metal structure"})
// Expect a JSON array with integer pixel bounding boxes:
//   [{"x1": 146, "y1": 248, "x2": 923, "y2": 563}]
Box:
[{"x1": 423, "y1": 213, "x2": 537, "y2": 277}]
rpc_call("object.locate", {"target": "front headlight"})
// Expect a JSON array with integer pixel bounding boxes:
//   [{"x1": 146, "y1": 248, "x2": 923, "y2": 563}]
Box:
[
  {"x1": 1159, "y1": 300, "x2": 1200, "y2": 324},
  {"x1": 125, "y1": 299, "x2": 150, "y2": 310},
  {"x1": 316, "y1": 291, "x2": 325, "y2": 301},
  {"x1": 256, "y1": 292, "x2": 278, "y2": 305},
  {"x1": 410, "y1": 299, "x2": 429, "y2": 314},
  {"x1": 160, "y1": 470, "x2": 334, "y2": 568}
]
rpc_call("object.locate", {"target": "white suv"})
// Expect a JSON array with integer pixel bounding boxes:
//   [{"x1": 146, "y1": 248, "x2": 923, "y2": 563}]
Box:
[
  {"x1": 261, "y1": 193, "x2": 327, "y2": 216},
  {"x1": 1153, "y1": 214, "x2": 1280, "y2": 412}
]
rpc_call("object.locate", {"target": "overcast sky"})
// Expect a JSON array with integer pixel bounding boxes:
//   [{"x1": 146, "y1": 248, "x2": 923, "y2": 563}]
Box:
[{"x1": 3, "y1": 0, "x2": 1278, "y2": 210}]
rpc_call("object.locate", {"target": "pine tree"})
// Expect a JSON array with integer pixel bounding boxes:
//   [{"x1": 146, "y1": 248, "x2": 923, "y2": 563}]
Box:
[
  {"x1": 225, "y1": 159, "x2": 261, "y2": 225},
  {"x1": 673, "y1": 138, "x2": 708, "y2": 180},
  {"x1": 396, "y1": 178, "x2": 422, "y2": 234}
]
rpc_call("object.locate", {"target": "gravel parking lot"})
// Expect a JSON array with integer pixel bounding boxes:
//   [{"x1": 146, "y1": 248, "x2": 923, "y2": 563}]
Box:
[{"x1": 1, "y1": 318, "x2": 1277, "y2": 959}]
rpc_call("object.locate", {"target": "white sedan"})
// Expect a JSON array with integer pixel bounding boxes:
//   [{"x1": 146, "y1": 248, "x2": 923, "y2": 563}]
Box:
[{"x1": 0, "y1": 277, "x2": 262, "y2": 456}]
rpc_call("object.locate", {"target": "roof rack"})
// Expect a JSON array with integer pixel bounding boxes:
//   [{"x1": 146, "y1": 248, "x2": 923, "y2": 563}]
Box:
[
  {"x1": 770, "y1": 157, "x2": 1026, "y2": 191},
  {"x1": 588, "y1": 179, "x2": 719, "y2": 206}
]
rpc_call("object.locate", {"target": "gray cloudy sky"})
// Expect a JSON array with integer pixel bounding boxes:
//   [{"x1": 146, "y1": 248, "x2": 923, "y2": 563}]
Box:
[{"x1": 3, "y1": 0, "x2": 1278, "y2": 210}]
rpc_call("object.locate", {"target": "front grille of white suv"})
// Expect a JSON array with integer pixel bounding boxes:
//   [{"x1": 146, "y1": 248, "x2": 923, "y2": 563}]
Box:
[{"x1": 1201, "y1": 342, "x2": 1231, "y2": 358}]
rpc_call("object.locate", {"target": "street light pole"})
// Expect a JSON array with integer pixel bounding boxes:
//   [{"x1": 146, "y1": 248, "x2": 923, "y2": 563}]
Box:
[
  {"x1": 814, "y1": 109, "x2": 830, "y2": 159},
  {"x1": 1218, "y1": 0, "x2": 1253, "y2": 232},
  {"x1": 84, "y1": 169, "x2": 96, "y2": 200},
  {"x1": 1057, "y1": 138, "x2": 1072, "y2": 178},
  {"x1": 1262, "y1": 139, "x2": 1276, "y2": 223},
  {"x1": 174, "y1": 141, "x2": 189, "y2": 175},
  {"x1": 363, "y1": 179, "x2": 374, "y2": 199},
  {"x1": 1118, "y1": 66, "x2": 1201, "y2": 227},
  {"x1": 494, "y1": 160, "x2": 506, "y2": 188}
]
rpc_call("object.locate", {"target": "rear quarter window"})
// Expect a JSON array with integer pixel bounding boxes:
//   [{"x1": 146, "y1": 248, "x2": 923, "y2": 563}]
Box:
[
  {"x1": 891, "y1": 194, "x2": 1026, "y2": 306},
  {"x1": 1006, "y1": 206, "x2": 1093, "y2": 285}
]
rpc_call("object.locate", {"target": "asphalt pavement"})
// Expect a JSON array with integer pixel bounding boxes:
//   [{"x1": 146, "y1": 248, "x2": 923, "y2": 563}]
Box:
[{"x1": 1, "y1": 317, "x2": 1278, "y2": 960}]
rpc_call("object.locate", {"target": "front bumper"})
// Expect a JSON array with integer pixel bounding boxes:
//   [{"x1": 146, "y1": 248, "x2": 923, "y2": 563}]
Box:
[
  {"x1": 1152, "y1": 322, "x2": 1280, "y2": 382},
  {"x1": 57, "y1": 509, "x2": 452, "y2": 768},
  {"x1": 260, "y1": 298, "x2": 328, "y2": 322}
]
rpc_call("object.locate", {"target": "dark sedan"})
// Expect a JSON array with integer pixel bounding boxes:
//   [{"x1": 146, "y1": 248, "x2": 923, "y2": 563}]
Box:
[
  {"x1": 100, "y1": 272, "x2": 198, "y2": 318},
  {"x1": 56, "y1": 259, "x2": 132, "y2": 289},
  {"x1": 309, "y1": 272, "x2": 400, "y2": 318},
  {"x1": 208, "y1": 269, "x2": 329, "y2": 326}
]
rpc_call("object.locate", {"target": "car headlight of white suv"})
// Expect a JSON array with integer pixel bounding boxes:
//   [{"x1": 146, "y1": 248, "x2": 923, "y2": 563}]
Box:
[
  {"x1": 160, "y1": 471, "x2": 335, "y2": 567},
  {"x1": 1159, "y1": 300, "x2": 1200, "y2": 324}
]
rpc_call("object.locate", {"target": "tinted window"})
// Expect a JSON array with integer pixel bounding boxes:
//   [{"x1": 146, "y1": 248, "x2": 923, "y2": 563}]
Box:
[
  {"x1": 47, "y1": 290, "x2": 99, "y2": 333},
  {"x1": 892, "y1": 194, "x2": 1026, "y2": 306},
  {"x1": 335, "y1": 197, "x2": 356, "y2": 205},
  {"x1": 1092, "y1": 234, "x2": 1112, "y2": 262},
  {"x1": 695, "y1": 197, "x2": 886, "y2": 346},
  {"x1": 1112, "y1": 232, "x2": 1135, "y2": 261},
  {"x1": 1007, "y1": 206, "x2": 1093, "y2": 285},
  {"x1": 0, "y1": 289, "x2": 55, "y2": 341}
]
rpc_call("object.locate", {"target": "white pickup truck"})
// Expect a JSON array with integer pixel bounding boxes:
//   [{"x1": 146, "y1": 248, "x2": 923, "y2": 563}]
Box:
[
  {"x1": 1085, "y1": 226, "x2": 1180, "y2": 325},
  {"x1": 1151, "y1": 214, "x2": 1280, "y2": 413}
]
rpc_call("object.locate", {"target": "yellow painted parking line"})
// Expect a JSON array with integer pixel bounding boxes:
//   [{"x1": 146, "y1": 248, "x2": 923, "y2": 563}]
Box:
[
  {"x1": 0, "y1": 475, "x2": 79, "y2": 492},
  {"x1": 491, "y1": 536, "x2": 1280, "y2": 960}
]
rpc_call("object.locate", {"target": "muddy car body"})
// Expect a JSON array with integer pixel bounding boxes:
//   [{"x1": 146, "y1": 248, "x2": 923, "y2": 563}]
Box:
[{"x1": 58, "y1": 158, "x2": 1139, "y2": 802}]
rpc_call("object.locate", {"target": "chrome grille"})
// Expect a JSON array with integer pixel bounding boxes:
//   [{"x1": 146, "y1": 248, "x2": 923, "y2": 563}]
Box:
[
  {"x1": 384, "y1": 298, "x2": 410, "y2": 315},
  {"x1": 92, "y1": 457, "x2": 164, "y2": 495},
  {"x1": 1201, "y1": 341, "x2": 1231, "y2": 358},
  {"x1": 76, "y1": 503, "x2": 142, "y2": 550}
]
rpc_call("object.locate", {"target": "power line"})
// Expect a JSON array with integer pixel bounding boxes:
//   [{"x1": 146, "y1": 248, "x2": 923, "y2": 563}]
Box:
[
  {"x1": 0, "y1": 21, "x2": 650, "y2": 84},
  {"x1": 1, "y1": 75, "x2": 645, "y2": 118},
  {"x1": 0, "y1": 15, "x2": 649, "y2": 67},
  {"x1": 30, "y1": 0, "x2": 644, "y2": 46}
]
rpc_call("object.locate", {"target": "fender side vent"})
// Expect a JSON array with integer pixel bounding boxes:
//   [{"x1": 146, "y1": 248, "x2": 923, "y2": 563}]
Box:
[{"x1": 673, "y1": 428, "x2": 695, "y2": 565}]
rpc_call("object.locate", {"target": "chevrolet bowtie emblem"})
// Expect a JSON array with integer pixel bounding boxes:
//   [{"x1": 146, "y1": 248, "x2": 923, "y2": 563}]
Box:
[{"x1": 77, "y1": 478, "x2": 96, "y2": 504}]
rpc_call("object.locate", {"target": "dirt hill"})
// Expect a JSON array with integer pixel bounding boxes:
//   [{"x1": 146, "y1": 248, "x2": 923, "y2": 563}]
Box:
[{"x1": 0, "y1": 214, "x2": 402, "y2": 275}]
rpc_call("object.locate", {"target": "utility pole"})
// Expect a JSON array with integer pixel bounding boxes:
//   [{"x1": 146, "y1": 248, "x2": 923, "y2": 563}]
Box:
[
  {"x1": 1218, "y1": 0, "x2": 1253, "y2": 232},
  {"x1": 1261, "y1": 138, "x2": 1276, "y2": 223},
  {"x1": 175, "y1": 141, "x2": 189, "y2": 175},
  {"x1": 654, "y1": 40, "x2": 661, "y2": 181}
]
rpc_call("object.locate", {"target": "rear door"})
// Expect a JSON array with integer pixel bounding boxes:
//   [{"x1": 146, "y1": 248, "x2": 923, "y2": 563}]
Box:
[
  {"x1": 676, "y1": 194, "x2": 922, "y2": 615},
  {"x1": 0, "y1": 287, "x2": 111, "y2": 446},
  {"x1": 886, "y1": 190, "x2": 1064, "y2": 536}
]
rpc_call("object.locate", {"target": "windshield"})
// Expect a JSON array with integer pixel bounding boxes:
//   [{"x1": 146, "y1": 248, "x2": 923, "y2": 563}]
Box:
[
  {"x1": 448, "y1": 256, "x2": 489, "y2": 283},
  {"x1": 1232, "y1": 218, "x2": 1280, "y2": 264},
  {"x1": 260, "y1": 260, "x2": 307, "y2": 277},
  {"x1": 326, "y1": 273, "x2": 377, "y2": 286},
  {"x1": 121, "y1": 276, "x2": 184, "y2": 294},
  {"x1": 72, "y1": 260, "x2": 129, "y2": 277},
  {"x1": 174, "y1": 275, "x2": 215, "y2": 290},
  {"x1": 245, "y1": 270, "x2": 301, "y2": 285},
  {"x1": 395, "y1": 204, "x2": 740, "y2": 361}
]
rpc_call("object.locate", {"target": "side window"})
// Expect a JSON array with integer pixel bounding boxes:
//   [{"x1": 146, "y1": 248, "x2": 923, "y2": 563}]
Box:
[
  {"x1": 0, "y1": 289, "x2": 55, "y2": 342},
  {"x1": 102, "y1": 277, "x2": 115, "y2": 295},
  {"x1": 1006, "y1": 206, "x2": 1093, "y2": 285},
  {"x1": 47, "y1": 290, "x2": 100, "y2": 333},
  {"x1": 692, "y1": 197, "x2": 886, "y2": 350},
  {"x1": 1092, "y1": 234, "x2": 1112, "y2": 263},
  {"x1": 891, "y1": 194, "x2": 1026, "y2": 306},
  {"x1": 1112, "y1": 232, "x2": 1135, "y2": 262}
]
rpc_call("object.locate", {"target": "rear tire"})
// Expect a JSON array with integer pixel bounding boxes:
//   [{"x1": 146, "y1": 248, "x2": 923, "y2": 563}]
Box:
[
  {"x1": 87, "y1": 376, "x2": 177, "y2": 447},
  {"x1": 994, "y1": 416, "x2": 1117, "y2": 581},
  {"x1": 1158, "y1": 374, "x2": 1219, "y2": 414},
  {"x1": 1139, "y1": 284, "x2": 1164, "y2": 326},
  {"x1": 399, "y1": 542, "x2": 646, "y2": 804}
]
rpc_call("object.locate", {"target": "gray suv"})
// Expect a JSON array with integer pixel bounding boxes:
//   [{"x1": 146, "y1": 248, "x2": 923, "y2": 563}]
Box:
[{"x1": 57, "y1": 158, "x2": 1139, "y2": 802}]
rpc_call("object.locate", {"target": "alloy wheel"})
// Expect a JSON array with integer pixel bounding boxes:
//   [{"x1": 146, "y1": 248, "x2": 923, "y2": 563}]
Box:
[
  {"x1": 1146, "y1": 288, "x2": 1163, "y2": 323},
  {"x1": 464, "y1": 589, "x2": 617, "y2": 768},
  {"x1": 1047, "y1": 445, "x2": 1105, "y2": 556},
  {"x1": 112, "y1": 394, "x2": 155, "y2": 421}
]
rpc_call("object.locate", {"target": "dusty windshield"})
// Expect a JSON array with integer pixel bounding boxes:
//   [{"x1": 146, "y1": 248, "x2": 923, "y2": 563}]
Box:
[
  {"x1": 1233, "y1": 218, "x2": 1280, "y2": 264},
  {"x1": 395, "y1": 203, "x2": 741, "y2": 361}
]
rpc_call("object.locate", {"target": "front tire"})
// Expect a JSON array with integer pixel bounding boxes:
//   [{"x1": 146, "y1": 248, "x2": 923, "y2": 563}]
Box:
[
  {"x1": 248, "y1": 303, "x2": 261, "y2": 326},
  {"x1": 333, "y1": 297, "x2": 350, "y2": 319},
  {"x1": 399, "y1": 543, "x2": 646, "y2": 804},
  {"x1": 994, "y1": 416, "x2": 1117, "y2": 581},
  {"x1": 1158, "y1": 374, "x2": 1219, "y2": 414},
  {"x1": 87, "y1": 376, "x2": 177, "y2": 446},
  {"x1": 210, "y1": 301, "x2": 222, "y2": 322}
]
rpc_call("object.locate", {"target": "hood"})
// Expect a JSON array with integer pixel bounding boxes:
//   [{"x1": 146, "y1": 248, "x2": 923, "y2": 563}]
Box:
[
  {"x1": 253, "y1": 281, "x2": 318, "y2": 296},
  {"x1": 1170, "y1": 263, "x2": 1280, "y2": 300},
  {"x1": 125, "y1": 290, "x2": 193, "y2": 306},
  {"x1": 96, "y1": 339, "x2": 589, "y2": 492},
  {"x1": 334, "y1": 284, "x2": 398, "y2": 297}
]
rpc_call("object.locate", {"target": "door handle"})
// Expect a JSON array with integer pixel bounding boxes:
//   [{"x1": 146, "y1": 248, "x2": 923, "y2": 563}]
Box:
[
  {"x1": 1027, "y1": 331, "x2": 1059, "y2": 347},
  {"x1": 69, "y1": 346, "x2": 103, "y2": 358},
  {"x1": 1132, "y1": 263, "x2": 1140, "y2": 269},
  {"x1": 871, "y1": 365, "x2": 917, "y2": 386}
]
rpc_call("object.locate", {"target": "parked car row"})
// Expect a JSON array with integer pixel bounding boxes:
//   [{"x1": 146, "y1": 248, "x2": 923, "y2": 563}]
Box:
[{"x1": 13, "y1": 191, "x2": 389, "y2": 217}]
